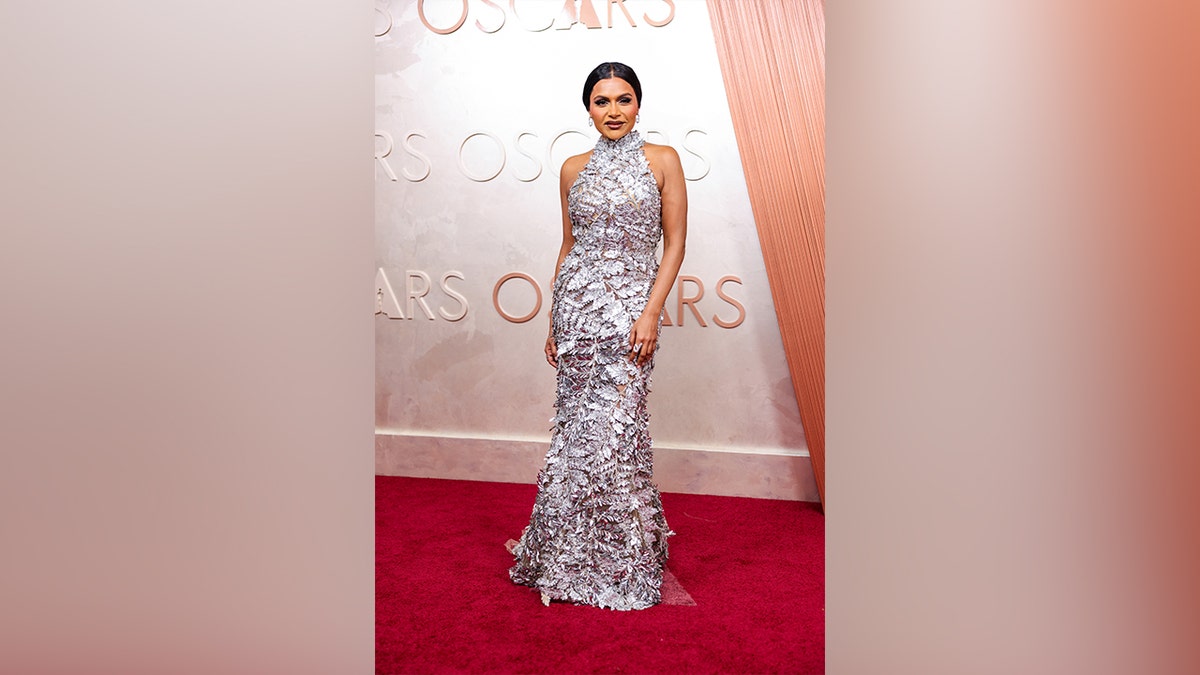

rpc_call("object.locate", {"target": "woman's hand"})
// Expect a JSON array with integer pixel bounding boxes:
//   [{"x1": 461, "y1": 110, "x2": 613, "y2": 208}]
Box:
[
  {"x1": 628, "y1": 310, "x2": 660, "y2": 367},
  {"x1": 545, "y1": 333, "x2": 558, "y2": 368}
]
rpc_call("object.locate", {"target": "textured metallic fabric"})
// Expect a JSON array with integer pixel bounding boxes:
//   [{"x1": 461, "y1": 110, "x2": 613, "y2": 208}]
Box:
[{"x1": 509, "y1": 131, "x2": 673, "y2": 610}]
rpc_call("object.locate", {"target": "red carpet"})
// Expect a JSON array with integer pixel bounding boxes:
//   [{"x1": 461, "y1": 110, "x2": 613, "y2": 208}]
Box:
[{"x1": 377, "y1": 476, "x2": 824, "y2": 674}]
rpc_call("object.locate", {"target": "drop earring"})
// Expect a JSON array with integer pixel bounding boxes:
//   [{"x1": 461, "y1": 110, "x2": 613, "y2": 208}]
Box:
[
  {"x1": 636, "y1": 113, "x2": 641, "y2": 124},
  {"x1": 587, "y1": 118, "x2": 593, "y2": 127}
]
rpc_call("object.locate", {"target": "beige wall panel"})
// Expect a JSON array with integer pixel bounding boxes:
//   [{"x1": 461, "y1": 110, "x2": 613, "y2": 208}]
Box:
[
  {"x1": 376, "y1": 0, "x2": 814, "y2": 499},
  {"x1": 377, "y1": 432, "x2": 820, "y2": 502}
]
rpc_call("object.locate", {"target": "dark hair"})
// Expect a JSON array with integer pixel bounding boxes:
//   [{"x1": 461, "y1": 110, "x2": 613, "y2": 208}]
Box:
[{"x1": 581, "y1": 62, "x2": 642, "y2": 110}]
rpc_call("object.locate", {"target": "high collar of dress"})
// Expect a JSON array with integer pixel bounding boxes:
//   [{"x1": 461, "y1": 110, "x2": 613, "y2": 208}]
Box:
[{"x1": 594, "y1": 130, "x2": 642, "y2": 157}]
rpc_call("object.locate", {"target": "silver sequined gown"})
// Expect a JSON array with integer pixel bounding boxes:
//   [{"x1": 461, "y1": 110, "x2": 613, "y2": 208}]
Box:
[{"x1": 509, "y1": 131, "x2": 672, "y2": 611}]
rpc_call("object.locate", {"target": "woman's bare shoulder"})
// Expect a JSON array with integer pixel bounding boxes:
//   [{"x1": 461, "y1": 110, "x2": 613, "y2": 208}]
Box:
[
  {"x1": 561, "y1": 150, "x2": 592, "y2": 175},
  {"x1": 641, "y1": 142, "x2": 682, "y2": 166}
]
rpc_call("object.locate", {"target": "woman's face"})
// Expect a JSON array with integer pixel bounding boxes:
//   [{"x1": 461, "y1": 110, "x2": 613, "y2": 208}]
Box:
[{"x1": 588, "y1": 77, "x2": 639, "y2": 141}]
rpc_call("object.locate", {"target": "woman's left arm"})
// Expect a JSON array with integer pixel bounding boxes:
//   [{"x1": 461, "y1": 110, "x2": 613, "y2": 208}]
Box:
[{"x1": 630, "y1": 145, "x2": 687, "y2": 366}]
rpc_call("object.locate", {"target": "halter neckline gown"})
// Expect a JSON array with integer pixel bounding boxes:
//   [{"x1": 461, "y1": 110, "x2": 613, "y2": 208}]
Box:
[{"x1": 509, "y1": 130, "x2": 672, "y2": 611}]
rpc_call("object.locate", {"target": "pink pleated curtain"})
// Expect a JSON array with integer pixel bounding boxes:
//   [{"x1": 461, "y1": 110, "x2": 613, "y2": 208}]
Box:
[{"x1": 707, "y1": 0, "x2": 826, "y2": 506}]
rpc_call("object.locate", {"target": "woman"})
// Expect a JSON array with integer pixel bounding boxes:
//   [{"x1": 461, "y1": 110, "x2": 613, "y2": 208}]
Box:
[{"x1": 508, "y1": 62, "x2": 688, "y2": 610}]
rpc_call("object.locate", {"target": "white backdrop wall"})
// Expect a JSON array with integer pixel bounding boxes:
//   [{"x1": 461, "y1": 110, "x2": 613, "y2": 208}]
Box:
[{"x1": 375, "y1": 0, "x2": 816, "y2": 500}]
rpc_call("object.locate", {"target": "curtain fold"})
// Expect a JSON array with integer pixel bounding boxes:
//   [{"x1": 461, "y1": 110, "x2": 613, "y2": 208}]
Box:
[{"x1": 707, "y1": 0, "x2": 826, "y2": 506}]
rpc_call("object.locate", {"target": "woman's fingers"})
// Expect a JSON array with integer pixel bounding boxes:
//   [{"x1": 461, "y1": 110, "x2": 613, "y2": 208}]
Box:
[
  {"x1": 641, "y1": 340, "x2": 655, "y2": 366},
  {"x1": 628, "y1": 331, "x2": 656, "y2": 366}
]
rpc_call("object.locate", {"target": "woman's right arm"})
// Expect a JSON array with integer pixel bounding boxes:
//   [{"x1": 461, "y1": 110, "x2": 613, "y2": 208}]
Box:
[{"x1": 545, "y1": 154, "x2": 584, "y2": 368}]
